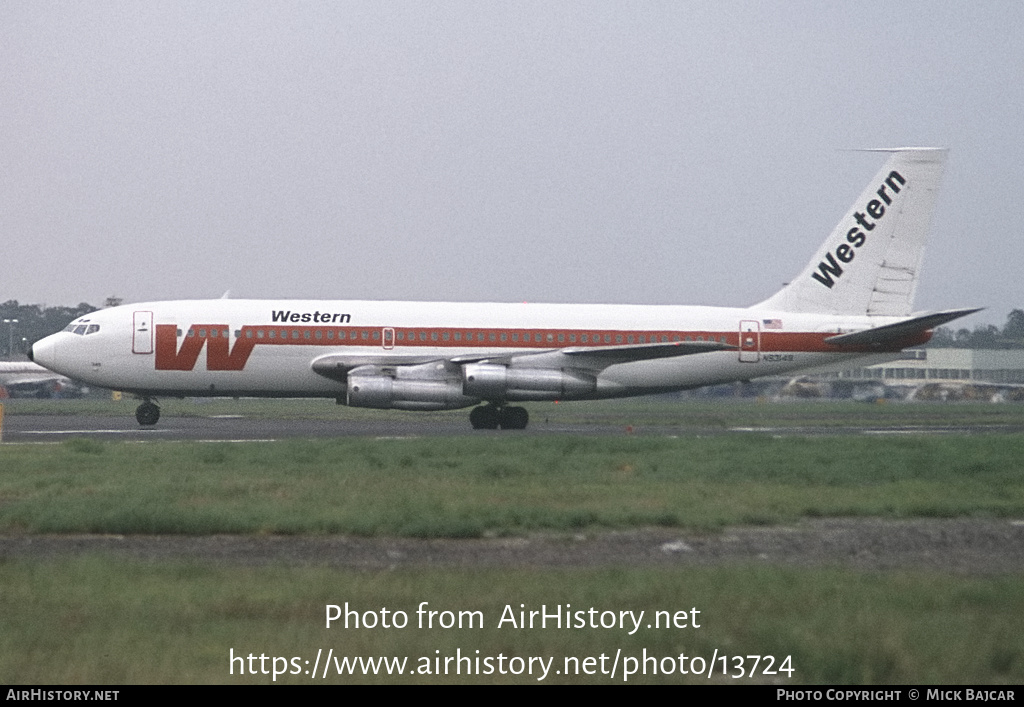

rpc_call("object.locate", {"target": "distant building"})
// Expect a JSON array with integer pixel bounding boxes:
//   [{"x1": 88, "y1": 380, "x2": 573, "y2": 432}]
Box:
[
  {"x1": 823, "y1": 349, "x2": 1024, "y2": 385},
  {"x1": 685, "y1": 348, "x2": 1024, "y2": 400}
]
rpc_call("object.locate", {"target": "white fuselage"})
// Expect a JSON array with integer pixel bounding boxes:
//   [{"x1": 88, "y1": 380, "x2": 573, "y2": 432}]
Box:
[{"x1": 31, "y1": 298, "x2": 915, "y2": 404}]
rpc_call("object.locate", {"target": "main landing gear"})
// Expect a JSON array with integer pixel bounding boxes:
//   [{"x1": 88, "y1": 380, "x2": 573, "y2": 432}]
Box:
[
  {"x1": 469, "y1": 404, "x2": 529, "y2": 430},
  {"x1": 136, "y1": 399, "x2": 161, "y2": 427}
]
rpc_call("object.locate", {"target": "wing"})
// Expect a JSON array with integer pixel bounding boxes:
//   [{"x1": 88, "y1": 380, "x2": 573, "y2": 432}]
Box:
[
  {"x1": 310, "y1": 339, "x2": 734, "y2": 382},
  {"x1": 311, "y1": 338, "x2": 735, "y2": 409}
]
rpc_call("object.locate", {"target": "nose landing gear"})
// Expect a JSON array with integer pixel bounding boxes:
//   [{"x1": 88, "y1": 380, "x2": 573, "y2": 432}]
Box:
[{"x1": 135, "y1": 400, "x2": 161, "y2": 427}]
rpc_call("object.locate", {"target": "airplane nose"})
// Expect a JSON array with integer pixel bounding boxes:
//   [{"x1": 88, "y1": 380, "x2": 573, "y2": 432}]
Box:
[{"x1": 31, "y1": 335, "x2": 59, "y2": 371}]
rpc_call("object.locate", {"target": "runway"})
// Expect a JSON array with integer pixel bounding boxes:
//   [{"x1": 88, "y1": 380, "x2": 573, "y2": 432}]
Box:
[
  {"x1": 4, "y1": 413, "x2": 466, "y2": 442},
  {"x1": 3, "y1": 412, "x2": 615, "y2": 442},
  {"x1": 5, "y1": 411, "x2": 1024, "y2": 443}
]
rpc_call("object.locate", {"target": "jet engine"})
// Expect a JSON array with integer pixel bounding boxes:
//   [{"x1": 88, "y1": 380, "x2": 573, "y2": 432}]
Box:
[
  {"x1": 345, "y1": 363, "x2": 478, "y2": 411},
  {"x1": 461, "y1": 363, "x2": 596, "y2": 401}
]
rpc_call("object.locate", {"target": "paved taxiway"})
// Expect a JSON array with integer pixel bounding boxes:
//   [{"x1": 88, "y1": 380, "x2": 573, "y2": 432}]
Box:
[
  {"x1": 3, "y1": 519, "x2": 1024, "y2": 574},
  {"x1": 5, "y1": 412, "x2": 1024, "y2": 442},
  {"x1": 4, "y1": 413, "x2": 474, "y2": 442}
]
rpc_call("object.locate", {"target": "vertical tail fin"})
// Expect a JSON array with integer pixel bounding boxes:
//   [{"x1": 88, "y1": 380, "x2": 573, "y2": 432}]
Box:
[{"x1": 757, "y1": 148, "x2": 948, "y2": 316}]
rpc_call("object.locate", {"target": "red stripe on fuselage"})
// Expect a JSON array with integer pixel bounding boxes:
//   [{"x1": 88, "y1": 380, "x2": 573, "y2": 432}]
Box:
[{"x1": 154, "y1": 323, "x2": 929, "y2": 372}]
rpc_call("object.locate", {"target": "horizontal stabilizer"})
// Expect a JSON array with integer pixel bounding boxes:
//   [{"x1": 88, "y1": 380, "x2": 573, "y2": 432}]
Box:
[{"x1": 824, "y1": 308, "x2": 983, "y2": 348}]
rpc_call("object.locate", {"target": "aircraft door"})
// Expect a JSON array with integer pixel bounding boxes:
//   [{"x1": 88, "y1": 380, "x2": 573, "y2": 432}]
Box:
[
  {"x1": 133, "y1": 311, "x2": 154, "y2": 354},
  {"x1": 739, "y1": 320, "x2": 760, "y2": 363},
  {"x1": 382, "y1": 327, "x2": 395, "y2": 350}
]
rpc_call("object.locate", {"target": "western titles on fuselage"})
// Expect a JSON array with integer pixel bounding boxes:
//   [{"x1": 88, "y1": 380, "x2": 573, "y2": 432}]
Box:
[{"x1": 271, "y1": 310, "x2": 352, "y2": 324}]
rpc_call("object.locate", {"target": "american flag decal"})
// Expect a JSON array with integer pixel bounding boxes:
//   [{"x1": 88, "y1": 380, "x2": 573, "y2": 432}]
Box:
[{"x1": 763, "y1": 319, "x2": 783, "y2": 329}]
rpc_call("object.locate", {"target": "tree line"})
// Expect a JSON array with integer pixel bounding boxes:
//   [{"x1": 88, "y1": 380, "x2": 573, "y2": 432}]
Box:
[
  {"x1": 928, "y1": 309, "x2": 1024, "y2": 349},
  {"x1": 0, "y1": 300, "x2": 98, "y2": 359}
]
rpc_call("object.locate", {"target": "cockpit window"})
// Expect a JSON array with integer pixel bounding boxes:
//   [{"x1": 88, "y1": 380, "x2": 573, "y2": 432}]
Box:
[{"x1": 64, "y1": 323, "x2": 101, "y2": 336}]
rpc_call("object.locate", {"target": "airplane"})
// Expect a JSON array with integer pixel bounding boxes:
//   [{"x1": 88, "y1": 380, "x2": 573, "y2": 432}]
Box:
[
  {"x1": 29, "y1": 148, "x2": 979, "y2": 429},
  {"x1": 0, "y1": 361, "x2": 78, "y2": 399}
]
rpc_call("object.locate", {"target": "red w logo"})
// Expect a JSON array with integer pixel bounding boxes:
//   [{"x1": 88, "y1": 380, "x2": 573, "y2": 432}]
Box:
[{"x1": 155, "y1": 325, "x2": 256, "y2": 371}]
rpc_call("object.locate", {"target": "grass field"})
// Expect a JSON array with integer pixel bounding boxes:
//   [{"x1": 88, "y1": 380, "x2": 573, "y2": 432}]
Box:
[
  {"x1": 2, "y1": 423, "x2": 1024, "y2": 535},
  {"x1": 3, "y1": 399, "x2": 1023, "y2": 684}
]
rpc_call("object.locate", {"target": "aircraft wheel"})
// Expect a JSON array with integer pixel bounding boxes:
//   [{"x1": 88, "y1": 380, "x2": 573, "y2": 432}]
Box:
[
  {"x1": 499, "y1": 406, "x2": 529, "y2": 430},
  {"x1": 136, "y1": 402, "x2": 161, "y2": 427},
  {"x1": 469, "y1": 405, "x2": 499, "y2": 430}
]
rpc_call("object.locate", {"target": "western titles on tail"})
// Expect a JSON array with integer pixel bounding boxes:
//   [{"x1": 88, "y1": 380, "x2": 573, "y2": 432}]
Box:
[{"x1": 758, "y1": 148, "x2": 948, "y2": 316}]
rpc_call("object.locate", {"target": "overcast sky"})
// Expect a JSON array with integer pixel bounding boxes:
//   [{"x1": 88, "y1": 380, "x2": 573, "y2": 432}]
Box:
[{"x1": 3, "y1": 1, "x2": 1022, "y2": 328}]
